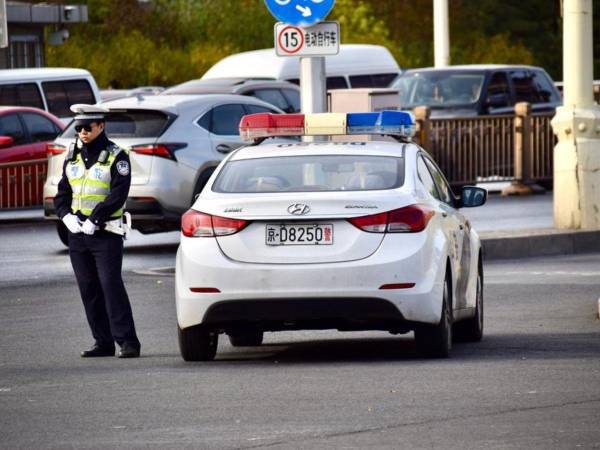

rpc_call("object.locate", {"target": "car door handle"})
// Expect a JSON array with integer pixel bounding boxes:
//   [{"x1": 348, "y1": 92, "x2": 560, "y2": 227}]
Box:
[{"x1": 216, "y1": 144, "x2": 232, "y2": 154}]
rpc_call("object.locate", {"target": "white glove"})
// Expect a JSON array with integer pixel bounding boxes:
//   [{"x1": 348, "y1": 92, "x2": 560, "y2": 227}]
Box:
[
  {"x1": 62, "y1": 213, "x2": 82, "y2": 234},
  {"x1": 81, "y1": 219, "x2": 97, "y2": 235}
]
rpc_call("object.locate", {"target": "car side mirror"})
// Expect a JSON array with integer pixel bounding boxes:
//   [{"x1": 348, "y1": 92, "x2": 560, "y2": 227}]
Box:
[
  {"x1": 460, "y1": 186, "x2": 487, "y2": 208},
  {"x1": 486, "y1": 93, "x2": 509, "y2": 108},
  {"x1": 0, "y1": 135, "x2": 14, "y2": 148}
]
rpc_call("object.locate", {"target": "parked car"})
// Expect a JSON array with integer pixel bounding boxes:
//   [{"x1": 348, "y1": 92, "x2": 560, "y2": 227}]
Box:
[
  {"x1": 0, "y1": 68, "x2": 101, "y2": 124},
  {"x1": 175, "y1": 111, "x2": 487, "y2": 361},
  {"x1": 392, "y1": 65, "x2": 561, "y2": 117},
  {"x1": 43, "y1": 94, "x2": 284, "y2": 245},
  {"x1": 0, "y1": 106, "x2": 64, "y2": 208},
  {"x1": 163, "y1": 79, "x2": 300, "y2": 113},
  {"x1": 202, "y1": 44, "x2": 401, "y2": 90}
]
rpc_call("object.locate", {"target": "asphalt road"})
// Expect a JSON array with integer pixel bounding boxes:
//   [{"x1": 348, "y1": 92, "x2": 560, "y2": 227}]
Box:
[{"x1": 1, "y1": 223, "x2": 599, "y2": 449}]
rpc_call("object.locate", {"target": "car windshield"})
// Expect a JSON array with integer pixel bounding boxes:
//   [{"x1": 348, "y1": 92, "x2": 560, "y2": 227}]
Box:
[
  {"x1": 393, "y1": 71, "x2": 485, "y2": 108},
  {"x1": 61, "y1": 110, "x2": 171, "y2": 138},
  {"x1": 212, "y1": 155, "x2": 404, "y2": 193}
]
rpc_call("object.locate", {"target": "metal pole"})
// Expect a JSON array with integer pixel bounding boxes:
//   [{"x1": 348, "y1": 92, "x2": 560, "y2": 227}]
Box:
[
  {"x1": 551, "y1": 0, "x2": 600, "y2": 229},
  {"x1": 300, "y1": 56, "x2": 327, "y2": 141},
  {"x1": 433, "y1": 0, "x2": 449, "y2": 67},
  {"x1": 562, "y1": 0, "x2": 594, "y2": 108}
]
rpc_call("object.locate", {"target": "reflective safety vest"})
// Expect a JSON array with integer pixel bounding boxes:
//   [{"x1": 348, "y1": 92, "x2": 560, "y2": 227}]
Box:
[{"x1": 66, "y1": 145, "x2": 125, "y2": 218}]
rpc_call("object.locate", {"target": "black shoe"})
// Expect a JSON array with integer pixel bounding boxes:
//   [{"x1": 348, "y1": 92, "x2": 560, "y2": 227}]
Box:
[
  {"x1": 118, "y1": 344, "x2": 140, "y2": 358},
  {"x1": 81, "y1": 344, "x2": 115, "y2": 357}
]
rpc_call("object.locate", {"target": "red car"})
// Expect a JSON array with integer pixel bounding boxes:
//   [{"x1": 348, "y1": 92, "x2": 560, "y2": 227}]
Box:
[{"x1": 0, "y1": 106, "x2": 64, "y2": 209}]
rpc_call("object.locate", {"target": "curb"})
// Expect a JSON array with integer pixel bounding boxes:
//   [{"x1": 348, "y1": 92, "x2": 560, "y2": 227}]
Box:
[
  {"x1": 481, "y1": 228, "x2": 600, "y2": 260},
  {"x1": 0, "y1": 209, "x2": 46, "y2": 225}
]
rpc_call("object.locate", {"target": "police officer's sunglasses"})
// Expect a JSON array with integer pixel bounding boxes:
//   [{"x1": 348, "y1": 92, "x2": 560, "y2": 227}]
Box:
[{"x1": 75, "y1": 123, "x2": 95, "y2": 133}]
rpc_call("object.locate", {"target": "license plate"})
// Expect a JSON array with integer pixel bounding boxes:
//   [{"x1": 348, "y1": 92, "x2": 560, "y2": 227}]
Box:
[{"x1": 265, "y1": 223, "x2": 333, "y2": 246}]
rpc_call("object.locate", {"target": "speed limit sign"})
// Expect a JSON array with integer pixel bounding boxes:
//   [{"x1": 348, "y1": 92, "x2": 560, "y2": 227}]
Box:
[
  {"x1": 277, "y1": 25, "x2": 304, "y2": 54},
  {"x1": 274, "y1": 21, "x2": 340, "y2": 57}
]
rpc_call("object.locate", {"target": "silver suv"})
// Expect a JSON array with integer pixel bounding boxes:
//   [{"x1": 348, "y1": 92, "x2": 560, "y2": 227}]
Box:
[{"x1": 43, "y1": 94, "x2": 282, "y2": 244}]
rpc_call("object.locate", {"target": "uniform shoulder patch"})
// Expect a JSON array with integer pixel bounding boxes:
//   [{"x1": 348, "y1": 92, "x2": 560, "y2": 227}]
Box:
[{"x1": 116, "y1": 160, "x2": 130, "y2": 176}]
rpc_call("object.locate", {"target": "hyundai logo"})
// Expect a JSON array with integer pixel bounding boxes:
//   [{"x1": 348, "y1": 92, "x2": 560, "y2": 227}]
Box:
[{"x1": 287, "y1": 203, "x2": 310, "y2": 215}]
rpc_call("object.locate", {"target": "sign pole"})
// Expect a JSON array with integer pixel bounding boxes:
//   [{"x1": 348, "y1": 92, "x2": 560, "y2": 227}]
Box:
[{"x1": 300, "y1": 56, "x2": 327, "y2": 141}]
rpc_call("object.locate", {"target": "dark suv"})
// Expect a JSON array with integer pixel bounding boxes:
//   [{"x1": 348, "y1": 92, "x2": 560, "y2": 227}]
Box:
[{"x1": 392, "y1": 65, "x2": 561, "y2": 117}]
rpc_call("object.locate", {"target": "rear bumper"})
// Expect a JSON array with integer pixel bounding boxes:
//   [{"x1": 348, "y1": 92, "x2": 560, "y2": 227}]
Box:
[{"x1": 175, "y1": 230, "x2": 448, "y2": 331}]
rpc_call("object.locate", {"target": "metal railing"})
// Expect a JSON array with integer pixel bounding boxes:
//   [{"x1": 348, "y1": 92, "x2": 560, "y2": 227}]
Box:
[
  {"x1": 414, "y1": 102, "x2": 556, "y2": 189},
  {"x1": 0, "y1": 159, "x2": 47, "y2": 209}
]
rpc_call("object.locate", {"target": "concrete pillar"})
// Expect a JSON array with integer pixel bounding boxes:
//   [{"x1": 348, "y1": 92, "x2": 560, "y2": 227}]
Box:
[
  {"x1": 551, "y1": 0, "x2": 600, "y2": 229},
  {"x1": 300, "y1": 56, "x2": 327, "y2": 142},
  {"x1": 433, "y1": 0, "x2": 450, "y2": 67}
]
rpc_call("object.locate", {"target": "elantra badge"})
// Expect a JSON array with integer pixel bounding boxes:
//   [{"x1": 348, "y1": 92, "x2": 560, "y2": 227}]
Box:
[{"x1": 287, "y1": 203, "x2": 310, "y2": 215}]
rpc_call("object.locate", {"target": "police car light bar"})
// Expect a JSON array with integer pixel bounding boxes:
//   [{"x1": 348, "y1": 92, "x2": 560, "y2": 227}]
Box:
[{"x1": 239, "y1": 111, "x2": 415, "y2": 141}]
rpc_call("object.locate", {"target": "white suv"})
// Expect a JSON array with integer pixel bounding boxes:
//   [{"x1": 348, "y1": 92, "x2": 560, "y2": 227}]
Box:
[{"x1": 43, "y1": 94, "x2": 282, "y2": 245}]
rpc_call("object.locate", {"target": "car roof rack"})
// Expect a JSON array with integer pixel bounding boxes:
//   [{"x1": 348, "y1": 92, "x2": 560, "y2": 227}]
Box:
[{"x1": 239, "y1": 111, "x2": 415, "y2": 145}]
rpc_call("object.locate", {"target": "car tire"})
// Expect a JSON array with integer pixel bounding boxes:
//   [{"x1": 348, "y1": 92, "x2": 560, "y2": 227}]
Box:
[
  {"x1": 228, "y1": 331, "x2": 264, "y2": 347},
  {"x1": 415, "y1": 273, "x2": 452, "y2": 358},
  {"x1": 191, "y1": 167, "x2": 216, "y2": 204},
  {"x1": 454, "y1": 258, "x2": 484, "y2": 342},
  {"x1": 178, "y1": 324, "x2": 218, "y2": 361},
  {"x1": 56, "y1": 221, "x2": 69, "y2": 247}
]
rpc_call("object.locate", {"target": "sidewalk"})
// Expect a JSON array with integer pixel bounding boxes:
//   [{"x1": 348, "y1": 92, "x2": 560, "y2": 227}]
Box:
[{"x1": 1, "y1": 193, "x2": 599, "y2": 260}]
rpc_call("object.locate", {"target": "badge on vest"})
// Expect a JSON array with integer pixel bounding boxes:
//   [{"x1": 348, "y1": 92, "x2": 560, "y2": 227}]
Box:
[
  {"x1": 116, "y1": 160, "x2": 130, "y2": 176},
  {"x1": 94, "y1": 167, "x2": 104, "y2": 179}
]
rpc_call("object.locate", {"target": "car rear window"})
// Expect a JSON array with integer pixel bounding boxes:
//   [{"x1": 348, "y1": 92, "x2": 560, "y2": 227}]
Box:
[
  {"x1": 61, "y1": 110, "x2": 172, "y2": 139},
  {"x1": 213, "y1": 155, "x2": 404, "y2": 193}
]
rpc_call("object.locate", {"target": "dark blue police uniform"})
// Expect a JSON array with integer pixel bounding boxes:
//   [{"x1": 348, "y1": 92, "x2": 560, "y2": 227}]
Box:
[{"x1": 55, "y1": 120, "x2": 140, "y2": 358}]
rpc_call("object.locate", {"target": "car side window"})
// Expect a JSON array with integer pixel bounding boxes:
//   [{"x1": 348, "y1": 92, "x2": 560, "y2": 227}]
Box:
[
  {"x1": 510, "y1": 70, "x2": 540, "y2": 103},
  {"x1": 0, "y1": 114, "x2": 26, "y2": 145},
  {"x1": 326, "y1": 77, "x2": 348, "y2": 90},
  {"x1": 249, "y1": 89, "x2": 290, "y2": 112},
  {"x1": 424, "y1": 157, "x2": 454, "y2": 205},
  {"x1": 0, "y1": 83, "x2": 44, "y2": 109},
  {"x1": 281, "y1": 89, "x2": 300, "y2": 113},
  {"x1": 21, "y1": 112, "x2": 60, "y2": 142},
  {"x1": 531, "y1": 70, "x2": 559, "y2": 103},
  {"x1": 209, "y1": 104, "x2": 247, "y2": 136},
  {"x1": 245, "y1": 105, "x2": 278, "y2": 115},
  {"x1": 486, "y1": 72, "x2": 511, "y2": 106},
  {"x1": 42, "y1": 79, "x2": 95, "y2": 117},
  {"x1": 417, "y1": 156, "x2": 440, "y2": 200}
]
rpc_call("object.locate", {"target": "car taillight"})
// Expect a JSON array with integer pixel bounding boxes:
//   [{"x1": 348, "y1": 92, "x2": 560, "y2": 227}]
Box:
[
  {"x1": 181, "y1": 210, "x2": 249, "y2": 237},
  {"x1": 47, "y1": 143, "x2": 66, "y2": 156},
  {"x1": 130, "y1": 143, "x2": 185, "y2": 160},
  {"x1": 348, "y1": 204, "x2": 434, "y2": 233}
]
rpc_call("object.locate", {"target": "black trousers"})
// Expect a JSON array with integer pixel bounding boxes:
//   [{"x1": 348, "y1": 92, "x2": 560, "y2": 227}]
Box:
[{"x1": 68, "y1": 231, "x2": 140, "y2": 349}]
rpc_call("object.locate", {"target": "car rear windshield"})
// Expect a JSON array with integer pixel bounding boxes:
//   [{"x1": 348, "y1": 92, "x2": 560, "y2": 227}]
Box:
[
  {"x1": 213, "y1": 155, "x2": 404, "y2": 193},
  {"x1": 394, "y1": 71, "x2": 485, "y2": 108},
  {"x1": 61, "y1": 110, "x2": 172, "y2": 139}
]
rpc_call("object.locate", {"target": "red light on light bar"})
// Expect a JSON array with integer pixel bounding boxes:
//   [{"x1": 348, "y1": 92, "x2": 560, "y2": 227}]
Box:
[
  {"x1": 379, "y1": 283, "x2": 416, "y2": 290},
  {"x1": 239, "y1": 113, "x2": 304, "y2": 140},
  {"x1": 190, "y1": 287, "x2": 221, "y2": 293}
]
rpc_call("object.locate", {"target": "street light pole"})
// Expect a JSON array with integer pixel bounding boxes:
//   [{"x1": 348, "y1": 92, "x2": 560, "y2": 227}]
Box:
[
  {"x1": 433, "y1": 0, "x2": 449, "y2": 67},
  {"x1": 551, "y1": 0, "x2": 600, "y2": 229}
]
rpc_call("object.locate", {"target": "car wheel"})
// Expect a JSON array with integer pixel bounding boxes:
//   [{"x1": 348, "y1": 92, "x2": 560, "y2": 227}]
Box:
[
  {"x1": 178, "y1": 324, "x2": 218, "y2": 361},
  {"x1": 228, "y1": 331, "x2": 264, "y2": 347},
  {"x1": 454, "y1": 258, "x2": 484, "y2": 342},
  {"x1": 415, "y1": 273, "x2": 452, "y2": 358},
  {"x1": 56, "y1": 221, "x2": 69, "y2": 247}
]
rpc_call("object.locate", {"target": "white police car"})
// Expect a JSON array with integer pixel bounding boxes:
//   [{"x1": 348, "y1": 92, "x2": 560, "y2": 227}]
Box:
[{"x1": 175, "y1": 111, "x2": 487, "y2": 361}]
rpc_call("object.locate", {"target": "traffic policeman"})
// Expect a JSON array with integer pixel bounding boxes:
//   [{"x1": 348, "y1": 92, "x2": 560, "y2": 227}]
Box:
[{"x1": 54, "y1": 104, "x2": 141, "y2": 358}]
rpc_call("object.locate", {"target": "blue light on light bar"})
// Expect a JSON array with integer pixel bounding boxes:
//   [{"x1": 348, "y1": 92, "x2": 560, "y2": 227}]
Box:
[{"x1": 347, "y1": 111, "x2": 414, "y2": 135}]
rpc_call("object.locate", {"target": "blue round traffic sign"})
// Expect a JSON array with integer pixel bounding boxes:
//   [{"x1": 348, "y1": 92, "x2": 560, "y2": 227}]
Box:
[{"x1": 264, "y1": 0, "x2": 335, "y2": 27}]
